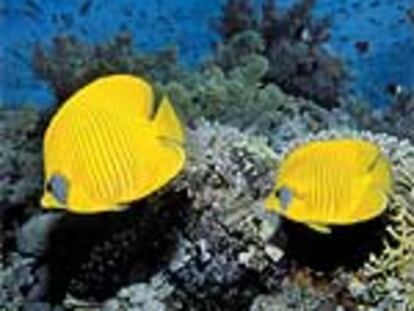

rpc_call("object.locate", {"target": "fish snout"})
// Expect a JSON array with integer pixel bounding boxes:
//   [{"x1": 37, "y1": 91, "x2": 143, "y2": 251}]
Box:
[
  {"x1": 264, "y1": 193, "x2": 281, "y2": 214},
  {"x1": 40, "y1": 191, "x2": 65, "y2": 209}
]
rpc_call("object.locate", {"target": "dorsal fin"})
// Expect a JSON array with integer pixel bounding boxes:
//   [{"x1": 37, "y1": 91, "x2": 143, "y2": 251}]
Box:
[
  {"x1": 153, "y1": 96, "x2": 184, "y2": 144},
  {"x1": 357, "y1": 141, "x2": 381, "y2": 174}
]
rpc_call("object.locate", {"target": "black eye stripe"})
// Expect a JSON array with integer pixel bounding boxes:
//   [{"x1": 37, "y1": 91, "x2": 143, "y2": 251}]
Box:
[
  {"x1": 46, "y1": 174, "x2": 69, "y2": 205},
  {"x1": 46, "y1": 180, "x2": 53, "y2": 192}
]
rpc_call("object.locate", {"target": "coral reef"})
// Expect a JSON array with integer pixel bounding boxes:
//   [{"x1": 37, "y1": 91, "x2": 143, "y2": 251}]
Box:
[
  {"x1": 33, "y1": 30, "x2": 347, "y2": 148},
  {"x1": 372, "y1": 90, "x2": 414, "y2": 142},
  {"x1": 80, "y1": 121, "x2": 287, "y2": 311},
  {"x1": 341, "y1": 89, "x2": 414, "y2": 144},
  {"x1": 101, "y1": 274, "x2": 174, "y2": 311},
  {"x1": 1, "y1": 104, "x2": 414, "y2": 310},
  {"x1": 0, "y1": 24, "x2": 411, "y2": 311},
  {"x1": 0, "y1": 107, "x2": 44, "y2": 214},
  {"x1": 0, "y1": 120, "x2": 287, "y2": 310},
  {"x1": 215, "y1": 0, "x2": 257, "y2": 41},
  {"x1": 163, "y1": 122, "x2": 285, "y2": 310},
  {"x1": 0, "y1": 107, "x2": 46, "y2": 283},
  {"x1": 163, "y1": 39, "x2": 350, "y2": 149},
  {"x1": 215, "y1": 0, "x2": 347, "y2": 108},
  {"x1": 33, "y1": 33, "x2": 185, "y2": 103},
  {"x1": 271, "y1": 129, "x2": 414, "y2": 310},
  {"x1": 0, "y1": 253, "x2": 36, "y2": 310}
]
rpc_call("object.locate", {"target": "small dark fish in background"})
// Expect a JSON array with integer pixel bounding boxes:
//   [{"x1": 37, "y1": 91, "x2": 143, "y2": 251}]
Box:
[
  {"x1": 121, "y1": 4, "x2": 134, "y2": 17},
  {"x1": 351, "y1": 1, "x2": 363, "y2": 10},
  {"x1": 368, "y1": 17, "x2": 382, "y2": 26},
  {"x1": 59, "y1": 13, "x2": 74, "y2": 28},
  {"x1": 369, "y1": 0, "x2": 381, "y2": 9},
  {"x1": 337, "y1": 7, "x2": 350, "y2": 19},
  {"x1": 396, "y1": 17, "x2": 406, "y2": 25},
  {"x1": 354, "y1": 40, "x2": 371, "y2": 55},
  {"x1": 339, "y1": 35, "x2": 350, "y2": 43},
  {"x1": 79, "y1": 0, "x2": 94, "y2": 16},
  {"x1": 21, "y1": 8, "x2": 41, "y2": 22},
  {"x1": 396, "y1": 4, "x2": 407, "y2": 12},
  {"x1": 24, "y1": 0, "x2": 43, "y2": 15},
  {"x1": 386, "y1": 83, "x2": 404, "y2": 97},
  {"x1": 406, "y1": 7, "x2": 414, "y2": 24}
]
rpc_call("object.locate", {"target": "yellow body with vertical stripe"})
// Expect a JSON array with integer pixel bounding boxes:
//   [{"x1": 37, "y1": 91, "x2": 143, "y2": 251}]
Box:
[
  {"x1": 264, "y1": 139, "x2": 392, "y2": 233},
  {"x1": 41, "y1": 75, "x2": 185, "y2": 213}
]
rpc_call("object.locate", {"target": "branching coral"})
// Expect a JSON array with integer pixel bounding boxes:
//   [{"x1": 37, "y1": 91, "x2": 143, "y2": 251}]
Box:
[
  {"x1": 342, "y1": 90, "x2": 414, "y2": 145},
  {"x1": 373, "y1": 91, "x2": 414, "y2": 142},
  {"x1": 0, "y1": 107, "x2": 44, "y2": 213},
  {"x1": 33, "y1": 33, "x2": 185, "y2": 103},
  {"x1": 33, "y1": 30, "x2": 349, "y2": 150},
  {"x1": 215, "y1": 0, "x2": 257, "y2": 41},
  {"x1": 215, "y1": 0, "x2": 347, "y2": 108},
  {"x1": 163, "y1": 41, "x2": 347, "y2": 148},
  {"x1": 363, "y1": 156, "x2": 414, "y2": 309}
]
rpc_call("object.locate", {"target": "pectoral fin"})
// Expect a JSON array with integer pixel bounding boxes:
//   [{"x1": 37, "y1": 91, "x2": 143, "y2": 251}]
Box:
[{"x1": 306, "y1": 223, "x2": 331, "y2": 234}]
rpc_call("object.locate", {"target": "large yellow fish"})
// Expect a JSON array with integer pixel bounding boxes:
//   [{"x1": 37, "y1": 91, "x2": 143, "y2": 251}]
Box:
[
  {"x1": 41, "y1": 75, "x2": 185, "y2": 213},
  {"x1": 264, "y1": 139, "x2": 392, "y2": 234}
]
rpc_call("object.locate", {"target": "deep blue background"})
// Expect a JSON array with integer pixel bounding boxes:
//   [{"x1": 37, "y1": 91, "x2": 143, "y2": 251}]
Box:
[{"x1": 1, "y1": 0, "x2": 413, "y2": 108}]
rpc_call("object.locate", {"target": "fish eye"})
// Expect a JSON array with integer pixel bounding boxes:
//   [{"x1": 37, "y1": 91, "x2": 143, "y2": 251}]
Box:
[
  {"x1": 46, "y1": 180, "x2": 53, "y2": 192},
  {"x1": 45, "y1": 174, "x2": 69, "y2": 205},
  {"x1": 274, "y1": 189, "x2": 281, "y2": 198}
]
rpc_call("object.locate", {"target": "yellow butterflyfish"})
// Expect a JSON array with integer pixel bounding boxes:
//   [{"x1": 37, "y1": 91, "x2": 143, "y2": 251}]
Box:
[
  {"x1": 41, "y1": 74, "x2": 185, "y2": 213},
  {"x1": 264, "y1": 139, "x2": 392, "y2": 234}
]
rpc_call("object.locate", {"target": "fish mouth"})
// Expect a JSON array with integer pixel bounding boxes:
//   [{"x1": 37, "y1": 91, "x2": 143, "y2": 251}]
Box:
[
  {"x1": 40, "y1": 192, "x2": 65, "y2": 209},
  {"x1": 264, "y1": 194, "x2": 282, "y2": 214}
]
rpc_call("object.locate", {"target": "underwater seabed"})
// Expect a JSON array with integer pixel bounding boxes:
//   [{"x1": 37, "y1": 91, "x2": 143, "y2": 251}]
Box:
[{"x1": 1, "y1": 107, "x2": 414, "y2": 311}]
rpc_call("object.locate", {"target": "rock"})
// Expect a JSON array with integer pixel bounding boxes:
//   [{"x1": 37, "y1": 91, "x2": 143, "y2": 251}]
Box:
[
  {"x1": 250, "y1": 295, "x2": 291, "y2": 311},
  {"x1": 22, "y1": 302, "x2": 54, "y2": 311},
  {"x1": 101, "y1": 274, "x2": 173, "y2": 311},
  {"x1": 17, "y1": 213, "x2": 63, "y2": 257},
  {"x1": 101, "y1": 299, "x2": 121, "y2": 311}
]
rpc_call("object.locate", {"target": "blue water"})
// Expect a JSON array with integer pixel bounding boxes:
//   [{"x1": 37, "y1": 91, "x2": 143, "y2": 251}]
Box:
[{"x1": 1, "y1": 0, "x2": 413, "y2": 108}]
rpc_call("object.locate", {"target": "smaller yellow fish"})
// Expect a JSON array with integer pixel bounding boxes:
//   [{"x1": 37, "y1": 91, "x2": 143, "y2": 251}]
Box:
[
  {"x1": 264, "y1": 139, "x2": 392, "y2": 234},
  {"x1": 41, "y1": 74, "x2": 185, "y2": 213}
]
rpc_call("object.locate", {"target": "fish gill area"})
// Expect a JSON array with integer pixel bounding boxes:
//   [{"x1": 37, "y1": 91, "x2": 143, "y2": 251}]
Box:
[{"x1": 1, "y1": 1, "x2": 414, "y2": 311}]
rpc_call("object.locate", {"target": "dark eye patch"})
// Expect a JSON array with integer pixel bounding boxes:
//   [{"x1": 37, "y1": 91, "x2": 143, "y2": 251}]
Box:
[
  {"x1": 276, "y1": 186, "x2": 292, "y2": 211},
  {"x1": 47, "y1": 174, "x2": 69, "y2": 205},
  {"x1": 274, "y1": 189, "x2": 281, "y2": 198},
  {"x1": 46, "y1": 180, "x2": 53, "y2": 192}
]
